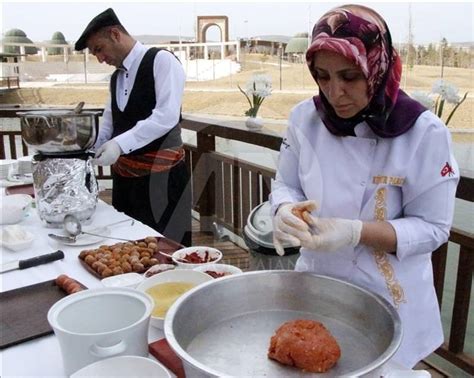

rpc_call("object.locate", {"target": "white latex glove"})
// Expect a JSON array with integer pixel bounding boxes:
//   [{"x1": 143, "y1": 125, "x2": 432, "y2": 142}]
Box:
[
  {"x1": 273, "y1": 200, "x2": 317, "y2": 256},
  {"x1": 299, "y1": 213, "x2": 363, "y2": 252},
  {"x1": 93, "y1": 140, "x2": 122, "y2": 166}
]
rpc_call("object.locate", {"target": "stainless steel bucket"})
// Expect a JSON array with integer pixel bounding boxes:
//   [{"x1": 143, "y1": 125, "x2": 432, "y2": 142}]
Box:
[
  {"x1": 19, "y1": 110, "x2": 100, "y2": 153},
  {"x1": 164, "y1": 271, "x2": 402, "y2": 377}
]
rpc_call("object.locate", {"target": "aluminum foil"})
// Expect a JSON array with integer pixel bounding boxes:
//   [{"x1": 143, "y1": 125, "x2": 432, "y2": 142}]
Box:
[{"x1": 32, "y1": 157, "x2": 98, "y2": 227}]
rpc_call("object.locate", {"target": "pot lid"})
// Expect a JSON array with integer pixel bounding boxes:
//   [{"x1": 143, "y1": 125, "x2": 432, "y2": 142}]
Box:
[
  {"x1": 17, "y1": 110, "x2": 99, "y2": 117},
  {"x1": 244, "y1": 201, "x2": 294, "y2": 249}
]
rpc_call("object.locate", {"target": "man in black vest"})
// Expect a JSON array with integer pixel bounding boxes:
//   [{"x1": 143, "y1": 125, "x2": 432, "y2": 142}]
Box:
[{"x1": 75, "y1": 8, "x2": 191, "y2": 246}]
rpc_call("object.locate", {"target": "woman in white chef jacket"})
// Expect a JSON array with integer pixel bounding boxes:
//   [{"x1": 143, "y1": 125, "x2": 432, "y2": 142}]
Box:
[{"x1": 270, "y1": 4, "x2": 459, "y2": 368}]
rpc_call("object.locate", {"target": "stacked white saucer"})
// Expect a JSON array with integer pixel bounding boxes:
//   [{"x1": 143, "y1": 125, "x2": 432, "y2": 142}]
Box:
[
  {"x1": 17, "y1": 155, "x2": 33, "y2": 175},
  {"x1": 0, "y1": 160, "x2": 15, "y2": 180}
]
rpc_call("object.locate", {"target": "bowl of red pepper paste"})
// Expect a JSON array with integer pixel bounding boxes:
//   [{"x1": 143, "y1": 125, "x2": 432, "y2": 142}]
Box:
[
  {"x1": 193, "y1": 263, "x2": 243, "y2": 278},
  {"x1": 172, "y1": 246, "x2": 223, "y2": 269}
]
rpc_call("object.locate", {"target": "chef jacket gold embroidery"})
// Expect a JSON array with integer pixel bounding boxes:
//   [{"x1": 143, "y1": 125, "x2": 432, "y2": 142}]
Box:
[{"x1": 270, "y1": 98, "x2": 459, "y2": 368}]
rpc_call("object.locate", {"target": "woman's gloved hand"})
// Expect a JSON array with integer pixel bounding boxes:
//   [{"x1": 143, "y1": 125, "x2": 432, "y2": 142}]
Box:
[
  {"x1": 300, "y1": 213, "x2": 363, "y2": 252},
  {"x1": 93, "y1": 140, "x2": 122, "y2": 166},
  {"x1": 272, "y1": 200, "x2": 317, "y2": 256}
]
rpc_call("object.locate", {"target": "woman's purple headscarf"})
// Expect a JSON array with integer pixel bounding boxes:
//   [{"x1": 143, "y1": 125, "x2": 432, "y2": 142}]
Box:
[{"x1": 306, "y1": 4, "x2": 426, "y2": 138}]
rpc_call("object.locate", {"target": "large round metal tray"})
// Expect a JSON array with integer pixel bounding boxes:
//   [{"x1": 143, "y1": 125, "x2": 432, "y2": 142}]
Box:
[{"x1": 165, "y1": 270, "x2": 402, "y2": 377}]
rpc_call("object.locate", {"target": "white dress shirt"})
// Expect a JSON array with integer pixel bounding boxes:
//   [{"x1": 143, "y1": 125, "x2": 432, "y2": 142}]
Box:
[
  {"x1": 95, "y1": 42, "x2": 185, "y2": 154},
  {"x1": 270, "y1": 98, "x2": 459, "y2": 368}
]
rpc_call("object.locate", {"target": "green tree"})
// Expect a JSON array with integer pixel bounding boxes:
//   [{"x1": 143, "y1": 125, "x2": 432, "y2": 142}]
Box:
[
  {"x1": 417, "y1": 45, "x2": 426, "y2": 65},
  {"x1": 440, "y1": 37, "x2": 448, "y2": 77}
]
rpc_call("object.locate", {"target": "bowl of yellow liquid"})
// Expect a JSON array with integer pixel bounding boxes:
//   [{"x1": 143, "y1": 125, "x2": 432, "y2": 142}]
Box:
[{"x1": 135, "y1": 269, "x2": 213, "y2": 329}]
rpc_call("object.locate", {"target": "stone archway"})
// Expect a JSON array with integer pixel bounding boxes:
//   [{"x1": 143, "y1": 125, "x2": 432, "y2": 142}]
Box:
[{"x1": 197, "y1": 15, "x2": 229, "y2": 57}]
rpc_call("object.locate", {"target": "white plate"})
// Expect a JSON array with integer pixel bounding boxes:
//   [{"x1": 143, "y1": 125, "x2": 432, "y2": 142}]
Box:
[
  {"x1": 8, "y1": 173, "x2": 33, "y2": 183},
  {"x1": 52, "y1": 226, "x2": 111, "y2": 246},
  {"x1": 101, "y1": 272, "x2": 144, "y2": 288},
  {"x1": 0, "y1": 175, "x2": 34, "y2": 188},
  {"x1": 71, "y1": 355, "x2": 171, "y2": 377},
  {"x1": 0, "y1": 159, "x2": 15, "y2": 171}
]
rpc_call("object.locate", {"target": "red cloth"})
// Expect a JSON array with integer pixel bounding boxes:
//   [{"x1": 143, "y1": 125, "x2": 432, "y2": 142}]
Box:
[
  {"x1": 149, "y1": 338, "x2": 186, "y2": 378},
  {"x1": 113, "y1": 147, "x2": 185, "y2": 177}
]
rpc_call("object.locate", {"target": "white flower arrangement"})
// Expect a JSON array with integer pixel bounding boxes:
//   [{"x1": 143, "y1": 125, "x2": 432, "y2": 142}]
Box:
[
  {"x1": 238, "y1": 74, "x2": 272, "y2": 117},
  {"x1": 411, "y1": 90, "x2": 435, "y2": 109},
  {"x1": 411, "y1": 79, "x2": 468, "y2": 126}
]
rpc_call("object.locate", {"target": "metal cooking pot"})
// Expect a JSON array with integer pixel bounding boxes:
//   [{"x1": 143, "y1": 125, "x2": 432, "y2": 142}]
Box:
[
  {"x1": 164, "y1": 271, "x2": 402, "y2": 377},
  {"x1": 18, "y1": 110, "x2": 100, "y2": 153},
  {"x1": 244, "y1": 201, "x2": 300, "y2": 270}
]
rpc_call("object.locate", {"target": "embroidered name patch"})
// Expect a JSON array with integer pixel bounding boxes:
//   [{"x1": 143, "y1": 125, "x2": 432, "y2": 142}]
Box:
[
  {"x1": 372, "y1": 176, "x2": 405, "y2": 186},
  {"x1": 281, "y1": 138, "x2": 290, "y2": 149},
  {"x1": 441, "y1": 162, "x2": 455, "y2": 177}
]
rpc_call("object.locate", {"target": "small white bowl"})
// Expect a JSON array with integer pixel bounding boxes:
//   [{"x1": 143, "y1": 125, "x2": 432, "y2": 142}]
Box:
[
  {"x1": 0, "y1": 194, "x2": 33, "y2": 225},
  {"x1": 135, "y1": 269, "x2": 212, "y2": 329},
  {"x1": 1, "y1": 225, "x2": 35, "y2": 251},
  {"x1": 172, "y1": 246, "x2": 223, "y2": 269},
  {"x1": 101, "y1": 272, "x2": 144, "y2": 289},
  {"x1": 71, "y1": 355, "x2": 171, "y2": 377},
  {"x1": 193, "y1": 263, "x2": 243, "y2": 278},
  {"x1": 144, "y1": 264, "x2": 176, "y2": 278}
]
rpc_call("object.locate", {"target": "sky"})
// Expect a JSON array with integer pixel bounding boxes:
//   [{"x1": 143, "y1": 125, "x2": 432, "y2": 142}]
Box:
[{"x1": 2, "y1": 1, "x2": 473, "y2": 45}]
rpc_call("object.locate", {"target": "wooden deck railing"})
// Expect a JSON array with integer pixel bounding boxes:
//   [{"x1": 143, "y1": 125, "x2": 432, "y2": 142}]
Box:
[
  {"x1": 1, "y1": 108, "x2": 473, "y2": 374},
  {"x1": 432, "y1": 184, "x2": 474, "y2": 374},
  {"x1": 0, "y1": 76, "x2": 20, "y2": 90},
  {"x1": 180, "y1": 115, "x2": 281, "y2": 233}
]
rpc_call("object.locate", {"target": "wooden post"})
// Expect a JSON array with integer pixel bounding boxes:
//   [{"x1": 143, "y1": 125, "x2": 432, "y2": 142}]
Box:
[
  {"x1": 448, "y1": 245, "x2": 474, "y2": 354},
  {"x1": 431, "y1": 243, "x2": 448, "y2": 307},
  {"x1": 195, "y1": 130, "x2": 216, "y2": 232},
  {"x1": 232, "y1": 163, "x2": 241, "y2": 231}
]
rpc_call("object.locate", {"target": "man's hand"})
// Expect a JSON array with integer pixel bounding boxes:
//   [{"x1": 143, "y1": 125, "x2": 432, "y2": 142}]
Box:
[
  {"x1": 299, "y1": 214, "x2": 363, "y2": 252},
  {"x1": 273, "y1": 200, "x2": 317, "y2": 256},
  {"x1": 93, "y1": 140, "x2": 122, "y2": 166}
]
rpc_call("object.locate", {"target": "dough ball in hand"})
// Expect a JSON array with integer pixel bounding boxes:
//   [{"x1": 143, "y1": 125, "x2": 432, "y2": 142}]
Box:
[{"x1": 291, "y1": 201, "x2": 317, "y2": 224}]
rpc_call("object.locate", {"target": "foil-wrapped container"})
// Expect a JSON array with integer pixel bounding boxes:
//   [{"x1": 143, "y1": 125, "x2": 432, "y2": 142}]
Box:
[{"x1": 32, "y1": 156, "x2": 98, "y2": 227}]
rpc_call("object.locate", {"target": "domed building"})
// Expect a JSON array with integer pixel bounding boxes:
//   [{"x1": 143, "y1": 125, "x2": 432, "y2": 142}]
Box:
[
  {"x1": 2, "y1": 28, "x2": 38, "y2": 55},
  {"x1": 47, "y1": 31, "x2": 69, "y2": 55},
  {"x1": 285, "y1": 32, "x2": 309, "y2": 62}
]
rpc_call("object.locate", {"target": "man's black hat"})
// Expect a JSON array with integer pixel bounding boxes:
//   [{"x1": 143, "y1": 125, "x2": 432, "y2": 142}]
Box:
[{"x1": 75, "y1": 8, "x2": 122, "y2": 51}]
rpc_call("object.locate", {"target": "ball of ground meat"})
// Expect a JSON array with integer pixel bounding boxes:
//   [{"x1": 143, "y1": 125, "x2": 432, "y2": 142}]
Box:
[{"x1": 268, "y1": 319, "x2": 341, "y2": 373}]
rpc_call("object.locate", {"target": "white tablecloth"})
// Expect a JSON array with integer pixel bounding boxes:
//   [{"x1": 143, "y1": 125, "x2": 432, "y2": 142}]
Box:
[
  {"x1": 0, "y1": 198, "x2": 422, "y2": 377},
  {"x1": 0, "y1": 199, "x2": 168, "y2": 377}
]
